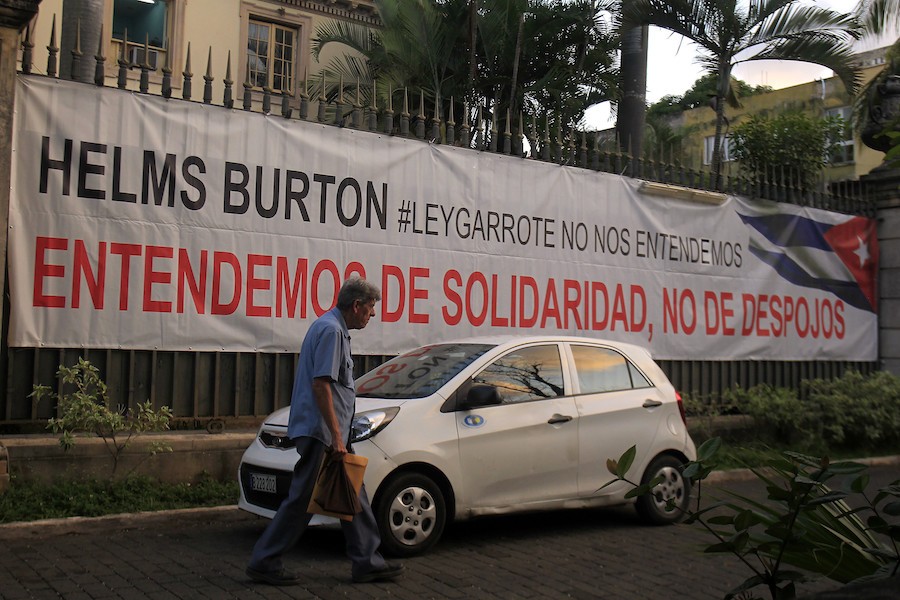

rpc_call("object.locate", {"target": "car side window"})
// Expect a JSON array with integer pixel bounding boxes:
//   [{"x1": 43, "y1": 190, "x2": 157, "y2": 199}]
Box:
[
  {"x1": 473, "y1": 344, "x2": 565, "y2": 404},
  {"x1": 571, "y1": 345, "x2": 651, "y2": 393}
]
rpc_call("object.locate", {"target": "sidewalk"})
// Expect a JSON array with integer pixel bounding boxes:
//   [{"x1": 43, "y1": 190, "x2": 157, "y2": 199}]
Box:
[{"x1": 1, "y1": 461, "x2": 898, "y2": 599}]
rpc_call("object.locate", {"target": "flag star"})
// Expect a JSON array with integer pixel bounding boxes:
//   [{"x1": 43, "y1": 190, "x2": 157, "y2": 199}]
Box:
[{"x1": 853, "y1": 235, "x2": 870, "y2": 267}]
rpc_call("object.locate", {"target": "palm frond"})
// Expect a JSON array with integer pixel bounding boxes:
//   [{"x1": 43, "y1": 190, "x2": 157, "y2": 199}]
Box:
[
  {"x1": 311, "y1": 20, "x2": 376, "y2": 61},
  {"x1": 747, "y1": 34, "x2": 860, "y2": 93}
]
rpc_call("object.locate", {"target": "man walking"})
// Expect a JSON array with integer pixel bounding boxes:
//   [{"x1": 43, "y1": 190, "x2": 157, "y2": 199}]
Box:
[{"x1": 246, "y1": 277, "x2": 404, "y2": 585}]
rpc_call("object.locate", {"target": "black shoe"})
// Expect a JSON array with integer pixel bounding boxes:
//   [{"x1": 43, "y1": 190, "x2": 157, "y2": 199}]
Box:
[
  {"x1": 245, "y1": 566, "x2": 302, "y2": 586},
  {"x1": 352, "y1": 562, "x2": 405, "y2": 583}
]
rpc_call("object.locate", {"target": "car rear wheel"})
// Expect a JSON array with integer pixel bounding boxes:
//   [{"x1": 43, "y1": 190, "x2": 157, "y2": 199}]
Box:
[
  {"x1": 374, "y1": 472, "x2": 446, "y2": 557},
  {"x1": 635, "y1": 455, "x2": 690, "y2": 525}
]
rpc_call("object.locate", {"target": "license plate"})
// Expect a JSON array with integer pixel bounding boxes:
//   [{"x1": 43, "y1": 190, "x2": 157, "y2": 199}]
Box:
[{"x1": 250, "y1": 473, "x2": 277, "y2": 493}]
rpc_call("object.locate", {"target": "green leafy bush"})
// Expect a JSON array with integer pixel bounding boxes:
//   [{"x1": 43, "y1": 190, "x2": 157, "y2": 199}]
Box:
[
  {"x1": 30, "y1": 358, "x2": 175, "y2": 475},
  {"x1": 723, "y1": 371, "x2": 900, "y2": 455}
]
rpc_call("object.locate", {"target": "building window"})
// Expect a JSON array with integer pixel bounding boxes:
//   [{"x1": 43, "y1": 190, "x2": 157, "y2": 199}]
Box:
[
  {"x1": 825, "y1": 106, "x2": 854, "y2": 164},
  {"x1": 247, "y1": 19, "x2": 297, "y2": 94},
  {"x1": 112, "y1": 0, "x2": 169, "y2": 70},
  {"x1": 703, "y1": 135, "x2": 734, "y2": 165}
]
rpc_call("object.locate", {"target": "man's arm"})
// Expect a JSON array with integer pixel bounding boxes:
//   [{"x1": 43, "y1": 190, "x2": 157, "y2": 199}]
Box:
[{"x1": 312, "y1": 376, "x2": 347, "y2": 456}]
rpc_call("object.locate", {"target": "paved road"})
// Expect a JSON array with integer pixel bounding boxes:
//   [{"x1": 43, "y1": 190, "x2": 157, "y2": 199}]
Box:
[{"x1": 0, "y1": 465, "x2": 897, "y2": 600}]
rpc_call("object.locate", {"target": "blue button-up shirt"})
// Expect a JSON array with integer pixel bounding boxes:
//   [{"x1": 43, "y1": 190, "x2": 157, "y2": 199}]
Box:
[{"x1": 287, "y1": 307, "x2": 356, "y2": 445}]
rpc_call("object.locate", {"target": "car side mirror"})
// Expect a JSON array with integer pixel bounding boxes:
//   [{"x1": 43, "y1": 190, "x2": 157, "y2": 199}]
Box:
[{"x1": 461, "y1": 384, "x2": 502, "y2": 409}]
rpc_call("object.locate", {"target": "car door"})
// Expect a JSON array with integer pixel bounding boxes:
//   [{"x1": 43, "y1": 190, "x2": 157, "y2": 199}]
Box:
[
  {"x1": 567, "y1": 343, "x2": 665, "y2": 497},
  {"x1": 456, "y1": 342, "x2": 579, "y2": 509}
]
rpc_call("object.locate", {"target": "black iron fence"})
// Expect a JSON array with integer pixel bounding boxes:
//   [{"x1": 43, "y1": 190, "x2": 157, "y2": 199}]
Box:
[{"x1": 1, "y1": 19, "x2": 878, "y2": 431}]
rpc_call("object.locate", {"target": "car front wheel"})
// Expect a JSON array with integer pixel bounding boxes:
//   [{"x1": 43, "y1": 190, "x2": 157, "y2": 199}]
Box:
[
  {"x1": 374, "y1": 472, "x2": 446, "y2": 557},
  {"x1": 635, "y1": 454, "x2": 690, "y2": 525}
]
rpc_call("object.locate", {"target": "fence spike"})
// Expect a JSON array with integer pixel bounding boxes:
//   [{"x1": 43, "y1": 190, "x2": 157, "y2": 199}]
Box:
[
  {"x1": 203, "y1": 46, "x2": 213, "y2": 104},
  {"x1": 21, "y1": 22, "x2": 34, "y2": 74},
  {"x1": 161, "y1": 39, "x2": 172, "y2": 98},
  {"x1": 502, "y1": 109, "x2": 511, "y2": 155},
  {"x1": 400, "y1": 87, "x2": 410, "y2": 137},
  {"x1": 139, "y1": 34, "x2": 151, "y2": 93},
  {"x1": 70, "y1": 17, "x2": 83, "y2": 82},
  {"x1": 383, "y1": 84, "x2": 394, "y2": 135},
  {"x1": 368, "y1": 78, "x2": 378, "y2": 131},
  {"x1": 460, "y1": 100, "x2": 470, "y2": 147},
  {"x1": 242, "y1": 55, "x2": 253, "y2": 110},
  {"x1": 93, "y1": 24, "x2": 105, "y2": 86},
  {"x1": 47, "y1": 14, "x2": 58, "y2": 78},
  {"x1": 333, "y1": 75, "x2": 345, "y2": 125},
  {"x1": 517, "y1": 111, "x2": 525, "y2": 157},
  {"x1": 223, "y1": 51, "x2": 233, "y2": 108},
  {"x1": 262, "y1": 84, "x2": 272, "y2": 114},
  {"x1": 182, "y1": 41, "x2": 192, "y2": 100},
  {"x1": 447, "y1": 97, "x2": 456, "y2": 146},
  {"x1": 431, "y1": 95, "x2": 441, "y2": 143},
  {"x1": 416, "y1": 89, "x2": 426, "y2": 139},
  {"x1": 318, "y1": 71, "x2": 327, "y2": 123},
  {"x1": 299, "y1": 68, "x2": 309, "y2": 120},
  {"x1": 353, "y1": 78, "x2": 363, "y2": 129}
]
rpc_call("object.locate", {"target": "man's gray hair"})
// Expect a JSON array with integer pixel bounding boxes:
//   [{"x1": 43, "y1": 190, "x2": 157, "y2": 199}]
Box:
[{"x1": 336, "y1": 276, "x2": 382, "y2": 310}]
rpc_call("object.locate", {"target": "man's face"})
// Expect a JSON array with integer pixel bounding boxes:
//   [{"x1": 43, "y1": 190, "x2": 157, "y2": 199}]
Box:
[{"x1": 347, "y1": 299, "x2": 377, "y2": 330}]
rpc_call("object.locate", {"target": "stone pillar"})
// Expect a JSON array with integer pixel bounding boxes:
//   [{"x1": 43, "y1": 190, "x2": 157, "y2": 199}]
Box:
[
  {"x1": 1, "y1": 1, "x2": 42, "y2": 407},
  {"x1": 871, "y1": 167, "x2": 900, "y2": 374},
  {"x1": 861, "y1": 71, "x2": 900, "y2": 374}
]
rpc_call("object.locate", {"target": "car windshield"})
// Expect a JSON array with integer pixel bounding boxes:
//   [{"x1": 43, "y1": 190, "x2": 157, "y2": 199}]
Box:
[{"x1": 356, "y1": 343, "x2": 494, "y2": 399}]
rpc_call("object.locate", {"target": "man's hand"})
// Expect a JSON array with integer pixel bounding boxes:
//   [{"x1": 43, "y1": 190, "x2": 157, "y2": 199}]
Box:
[{"x1": 312, "y1": 376, "x2": 347, "y2": 457}]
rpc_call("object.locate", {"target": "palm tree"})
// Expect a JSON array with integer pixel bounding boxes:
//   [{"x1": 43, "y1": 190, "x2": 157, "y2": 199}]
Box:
[
  {"x1": 621, "y1": 0, "x2": 860, "y2": 189},
  {"x1": 313, "y1": 0, "x2": 618, "y2": 142}
]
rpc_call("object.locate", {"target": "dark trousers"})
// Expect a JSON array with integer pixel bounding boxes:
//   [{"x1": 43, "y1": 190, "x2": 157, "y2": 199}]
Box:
[{"x1": 248, "y1": 436, "x2": 386, "y2": 578}]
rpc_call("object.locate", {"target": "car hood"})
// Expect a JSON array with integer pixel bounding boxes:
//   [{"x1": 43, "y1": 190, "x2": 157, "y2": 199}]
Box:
[{"x1": 263, "y1": 397, "x2": 411, "y2": 427}]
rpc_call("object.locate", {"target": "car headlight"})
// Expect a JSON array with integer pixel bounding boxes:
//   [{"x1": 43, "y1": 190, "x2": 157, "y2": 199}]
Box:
[{"x1": 350, "y1": 407, "x2": 400, "y2": 442}]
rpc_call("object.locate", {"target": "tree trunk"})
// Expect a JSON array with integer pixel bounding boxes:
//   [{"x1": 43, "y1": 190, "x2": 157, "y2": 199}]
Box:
[
  {"x1": 711, "y1": 63, "x2": 732, "y2": 191},
  {"x1": 507, "y1": 12, "x2": 524, "y2": 117},
  {"x1": 60, "y1": 0, "x2": 104, "y2": 83},
  {"x1": 616, "y1": 25, "x2": 648, "y2": 159}
]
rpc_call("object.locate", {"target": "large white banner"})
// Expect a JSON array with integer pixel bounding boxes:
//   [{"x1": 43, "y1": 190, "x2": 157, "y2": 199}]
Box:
[{"x1": 9, "y1": 77, "x2": 878, "y2": 360}]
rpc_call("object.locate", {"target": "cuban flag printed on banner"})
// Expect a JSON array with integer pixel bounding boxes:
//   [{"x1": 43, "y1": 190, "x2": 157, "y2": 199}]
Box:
[{"x1": 738, "y1": 210, "x2": 878, "y2": 313}]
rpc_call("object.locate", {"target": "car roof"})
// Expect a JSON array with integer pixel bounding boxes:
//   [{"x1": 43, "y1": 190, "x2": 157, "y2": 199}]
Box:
[{"x1": 409, "y1": 335, "x2": 653, "y2": 358}]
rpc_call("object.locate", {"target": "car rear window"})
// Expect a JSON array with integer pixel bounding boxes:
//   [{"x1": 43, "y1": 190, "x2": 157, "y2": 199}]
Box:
[{"x1": 356, "y1": 343, "x2": 493, "y2": 399}]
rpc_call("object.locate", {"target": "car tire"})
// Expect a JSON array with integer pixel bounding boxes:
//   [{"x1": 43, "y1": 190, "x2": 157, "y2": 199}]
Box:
[
  {"x1": 374, "y1": 472, "x2": 446, "y2": 557},
  {"x1": 635, "y1": 454, "x2": 690, "y2": 525}
]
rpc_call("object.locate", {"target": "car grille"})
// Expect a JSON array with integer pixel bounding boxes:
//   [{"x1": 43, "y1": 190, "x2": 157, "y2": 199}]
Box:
[{"x1": 239, "y1": 464, "x2": 291, "y2": 512}]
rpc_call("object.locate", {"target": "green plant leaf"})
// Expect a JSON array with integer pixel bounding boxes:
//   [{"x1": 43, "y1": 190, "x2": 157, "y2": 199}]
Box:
[
  {"x1": 697, "y1": 437, "x2": 722, "y2": 461},
  {"x1": 849, "y1": 474, "x2": 870, "y2": 494},
  {"x1": 708, "y1": 515, "x2": 735, "y2": 526},
  {"x1": 883, "y1": 501, "x2": 900, "y2": 516},
  {"x1": 616, "y1": 446, "x2": 636, "y2": 478},
  {"x1": 807, "y1": 491, "x2": 849, "y2": 506}
]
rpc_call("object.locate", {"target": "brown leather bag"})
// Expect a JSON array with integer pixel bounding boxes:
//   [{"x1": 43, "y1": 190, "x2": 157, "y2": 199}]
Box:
[{"x1": 308, "y1": 453, "x2": 368, "y2": 521}]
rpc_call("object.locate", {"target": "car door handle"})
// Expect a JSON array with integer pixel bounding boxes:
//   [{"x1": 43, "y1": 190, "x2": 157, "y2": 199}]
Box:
[
  {"x1": 547, "y1": 414, "x2": 573, "y2": 424},
  {"x1": 642, "y1": 399, "x2": 663, "y2": 408}
]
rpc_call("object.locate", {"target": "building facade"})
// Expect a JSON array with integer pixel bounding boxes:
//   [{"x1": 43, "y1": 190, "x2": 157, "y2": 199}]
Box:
[
  {"x1": 678, "y1": 47, "x2": 890, "y2": 181},
  {"x1": 24, "y1": 0, "x2": 379, "y2": 103}
]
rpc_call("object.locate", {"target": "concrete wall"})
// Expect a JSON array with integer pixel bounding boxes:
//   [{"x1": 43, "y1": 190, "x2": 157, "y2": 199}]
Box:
[{"x1": 1, "y1": 431, "x2": 256, "y2": 484}]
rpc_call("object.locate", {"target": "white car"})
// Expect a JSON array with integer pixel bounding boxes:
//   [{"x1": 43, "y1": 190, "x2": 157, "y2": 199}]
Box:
[{"x1": 238, "y1": 336, "x2": 697, "y2": 556}]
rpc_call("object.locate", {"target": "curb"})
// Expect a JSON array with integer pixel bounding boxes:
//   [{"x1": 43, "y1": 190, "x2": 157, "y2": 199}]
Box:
[
  {"x1": 0, "y1": 504, "x2": 251, "y2": 540},
  {"x1": 704, "y1": 454, "x2": 900, "y2": 483},
  {"x1": 3, "y1": 455, "x2": 897, "y2": 538}
]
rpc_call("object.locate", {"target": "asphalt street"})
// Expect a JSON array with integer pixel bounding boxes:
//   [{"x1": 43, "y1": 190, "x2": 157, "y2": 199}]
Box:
[{"x1": 0, "y1": 465, "x2": 897, "y2": 600}]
